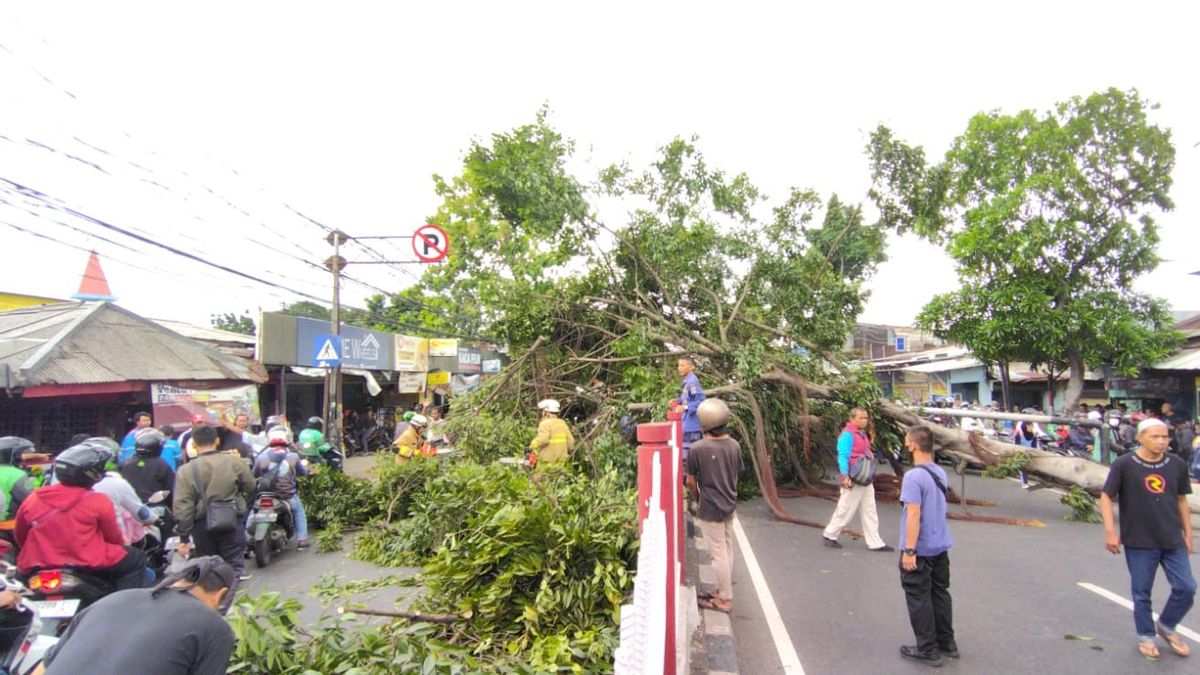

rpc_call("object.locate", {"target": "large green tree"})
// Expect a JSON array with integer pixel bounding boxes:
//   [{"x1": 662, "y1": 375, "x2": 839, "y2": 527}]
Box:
[{"x1": 868, "y1": 88, "x2": 1180, "y2": 412}]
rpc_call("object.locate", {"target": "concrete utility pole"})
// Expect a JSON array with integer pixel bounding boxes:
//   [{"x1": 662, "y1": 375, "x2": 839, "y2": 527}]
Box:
[{"x1": 324, "y1": 230, "x2": 348, "y2": 450}]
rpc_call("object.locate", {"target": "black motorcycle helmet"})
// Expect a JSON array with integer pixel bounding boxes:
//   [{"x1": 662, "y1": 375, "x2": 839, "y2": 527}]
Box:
[
  {"x1": 54, "y1": 443, "x2": 113, "y2": 488},
  {"x1": 0, "y1": 436, "x2": 34, "y2": 466},
  {"x1": 134, "y1": 428, "x2": 165, "y2": 458},
  {"x1": 305, "y1": 416, "x2": 324, "y2": 432}
]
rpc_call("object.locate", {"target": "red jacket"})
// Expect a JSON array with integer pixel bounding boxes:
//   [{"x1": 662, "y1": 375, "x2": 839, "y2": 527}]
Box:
[{"x1": 15, "y1": 483, "x2": 127, "y2": 574}]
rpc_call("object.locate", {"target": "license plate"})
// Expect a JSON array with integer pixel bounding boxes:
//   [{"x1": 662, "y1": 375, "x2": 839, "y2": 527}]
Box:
[
  {"x1": 28, "y1": 598, "x2": 80, "y2": 619},
  {"x1": 251, "y1": 513, "x2": 277, "y2": 522}
]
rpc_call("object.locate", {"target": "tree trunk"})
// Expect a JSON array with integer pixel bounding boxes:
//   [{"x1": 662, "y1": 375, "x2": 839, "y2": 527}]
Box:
[
  {"x1": 1062, "y1": 348, "x2": 1085, "y2": 414},
  {"x1": 875, "y1": 400, "x2": 1200, "y2": 516}
]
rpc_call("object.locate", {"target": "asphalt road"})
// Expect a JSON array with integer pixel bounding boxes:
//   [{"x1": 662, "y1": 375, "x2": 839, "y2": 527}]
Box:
[
  {"x1": 235, "y1": 454, "x2": 419, "y2": 627},
  {"x1": 727, "y1": 469, "x2": 1200, "y2": 675}
]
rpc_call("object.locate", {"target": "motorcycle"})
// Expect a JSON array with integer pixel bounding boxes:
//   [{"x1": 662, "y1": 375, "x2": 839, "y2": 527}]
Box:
[
  {"x1": 22, "y1": 566, "x2": 111, "y2": 636},
  {"x1": 304, "y1": 444, "x2": 344, "y2": 473},
  {"x1": 0, "y1": 562, "x2": 57, "y2": 675},
  {"x1": 139, "y1": 490, "x2": 175, "y2": 576},
  {"x1": 246, "y1": 491, "x2": 296, "y2": 569}
]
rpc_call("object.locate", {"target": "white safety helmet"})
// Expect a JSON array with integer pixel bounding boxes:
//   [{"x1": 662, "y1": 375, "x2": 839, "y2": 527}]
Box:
[
  {"x1": 410, "y1": 414, "x2": 429, "y2": 428},
  {"x1": 267, "y1": 426, "x2": 292, "y2": 446},
  {"x1": 537, "y1": 399, "x2": 561, "y2": 414}
]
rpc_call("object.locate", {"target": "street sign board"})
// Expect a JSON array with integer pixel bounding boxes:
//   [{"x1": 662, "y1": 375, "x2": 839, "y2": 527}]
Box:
[
  {"x1": 313, "y1": 335, "x2": 341, "y2": 367},
  {"x1": 412, "y1": 224, "x2": 449, "y2": 263},
  {"x1": 297, "y1": 318, "x2": 391, "y2": 369}
]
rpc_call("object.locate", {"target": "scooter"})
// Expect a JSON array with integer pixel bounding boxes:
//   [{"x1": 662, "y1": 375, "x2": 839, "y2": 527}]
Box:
[
  {"x1": 22, "y1": 566, "x2": 112, "y2": 636},
  {"x1": 0, "y1": 562, "x2": 57, "y2": 675},
  {"x1": 246, "y1": 491, "x2": 296, "y2": 569},
  {"x1": 140, "y1": 490, "x2": 174, "y2": 575}
]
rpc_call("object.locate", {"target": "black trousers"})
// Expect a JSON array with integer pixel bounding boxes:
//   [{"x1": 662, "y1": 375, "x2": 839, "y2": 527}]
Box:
[
  {"x1": 92, "y1": 545, "x2": 149, "y2": 591},
  {"x1": 190, "y1": 518, "x2": 246, "y2": 613},
  {"x1": 900, "y1": 551, "x2": 955, "y2": 653}
]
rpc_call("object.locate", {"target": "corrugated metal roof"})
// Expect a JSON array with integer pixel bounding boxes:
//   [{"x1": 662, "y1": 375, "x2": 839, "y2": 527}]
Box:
[
  {"x1": 901, "y1": 356, "x2": 984, "y2": 374},
  {"x1": 1155, "y1": 348, "x2": 1200, "y2": 370},
  {"x1": 150, "y1": 319, "x2": 257, "y2": 345},
  {"x1": 0, "y1": 302, "x2": 265, "y2": 387}
]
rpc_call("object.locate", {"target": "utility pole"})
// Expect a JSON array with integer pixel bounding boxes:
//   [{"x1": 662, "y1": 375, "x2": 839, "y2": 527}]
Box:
[{"x1": 324, "y1": 230, "x2": 348, "y2": 450}]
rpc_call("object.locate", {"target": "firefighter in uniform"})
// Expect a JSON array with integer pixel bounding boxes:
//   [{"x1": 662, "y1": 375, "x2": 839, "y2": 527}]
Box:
[{"x1": 529, "y1": 399, "x2": 574, "y2": 471}]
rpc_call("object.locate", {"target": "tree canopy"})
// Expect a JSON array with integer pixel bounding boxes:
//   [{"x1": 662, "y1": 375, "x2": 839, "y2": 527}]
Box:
[{"x1": 867, "y1": 88, "x2": 1180, "y2": 412}]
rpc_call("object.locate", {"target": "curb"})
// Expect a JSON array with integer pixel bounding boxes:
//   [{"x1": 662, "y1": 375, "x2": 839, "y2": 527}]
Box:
[{"x1": 686, "y1": 516, "x2": 739, "y2": 674}]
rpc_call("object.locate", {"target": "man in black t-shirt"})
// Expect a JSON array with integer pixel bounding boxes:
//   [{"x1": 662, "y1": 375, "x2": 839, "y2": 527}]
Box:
[
  {"x1": 1100, "y1": 417, "x2": 1195, "y2": 660},
  {"x1": 686, "y1": 398, "x2": 743, "y2": 614},
  {"x1": 39, "y1": 556, "x2": 236, "y2": 675}
]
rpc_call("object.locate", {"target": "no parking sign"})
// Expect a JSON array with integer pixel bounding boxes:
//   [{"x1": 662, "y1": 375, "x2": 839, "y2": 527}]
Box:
[{"x1": 412, "y1": 224, "x2": 450, "y2": 263}]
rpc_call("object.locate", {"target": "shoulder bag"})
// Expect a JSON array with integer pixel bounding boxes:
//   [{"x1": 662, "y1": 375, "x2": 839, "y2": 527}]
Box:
[{"x1": 190, "y1": 457, "x2": 239, "y2": 534}]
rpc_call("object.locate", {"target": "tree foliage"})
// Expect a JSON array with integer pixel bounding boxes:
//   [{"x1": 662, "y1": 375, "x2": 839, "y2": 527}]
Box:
[
  {"x1": 210, "y1": 312, "x2": 255, "y2": 335},
  {"x1": 868, "y1": 88, "x2": 1180, "y2": 411}
]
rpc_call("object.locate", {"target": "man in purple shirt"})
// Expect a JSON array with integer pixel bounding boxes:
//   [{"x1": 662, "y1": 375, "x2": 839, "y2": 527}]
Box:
[{"x1": 898, "y1": 425, "x2": 956, "y2": 667}]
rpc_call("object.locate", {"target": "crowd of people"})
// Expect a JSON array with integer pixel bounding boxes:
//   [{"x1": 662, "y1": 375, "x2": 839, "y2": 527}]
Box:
[
  {"x1": 683, "y1": 360, "x2": 1194, "y2": 666},
  {"x1": 0, "y1": 410, "x2": 329, "y2": 673}
]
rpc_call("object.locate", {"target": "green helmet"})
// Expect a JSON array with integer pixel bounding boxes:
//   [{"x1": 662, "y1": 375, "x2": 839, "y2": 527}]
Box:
[{"x1": 298, "y1": 428, "x2": 325, "y2": 455}]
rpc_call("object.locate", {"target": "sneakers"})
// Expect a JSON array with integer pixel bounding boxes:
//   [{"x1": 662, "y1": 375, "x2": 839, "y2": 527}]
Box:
[
  {"x1": 938, "y1": 643, "x2": 959, "y2": 659},
  {"x1": 822, "y1": 537, "x2": 843, "y2": 549},
  {"x1": 870, "y1": 545, "x2": 895, "y2": 552},
  {"x1": 900, "y1": 645, "x2": 943, "y2": 667}
]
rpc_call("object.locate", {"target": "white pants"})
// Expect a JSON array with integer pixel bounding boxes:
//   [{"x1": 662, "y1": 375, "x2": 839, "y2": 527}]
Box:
[
  {"x1": 697, "y1": 515, "x2": 736, "y2": 600},
  {"x1": 822, "y1": 484, "x2": 886, "y2": 549}
]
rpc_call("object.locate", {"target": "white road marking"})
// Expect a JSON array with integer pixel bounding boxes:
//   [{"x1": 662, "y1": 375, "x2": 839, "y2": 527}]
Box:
[
  {"x1": 731, "y1": 516, "x2": 805, "y2": 674},
  {"x1": 1077, "y1": 581, "x2": 1200, "y2": 642}
]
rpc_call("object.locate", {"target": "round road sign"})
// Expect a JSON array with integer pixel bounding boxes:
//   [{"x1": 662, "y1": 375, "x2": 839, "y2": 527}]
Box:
[{"x1": 412, "y1": 224, "x2": 450, "y2": 263}]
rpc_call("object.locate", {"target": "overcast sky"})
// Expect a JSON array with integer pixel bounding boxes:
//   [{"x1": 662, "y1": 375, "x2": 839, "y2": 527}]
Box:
[{"x1": 3, "y1": 1, "x2": 1197, "y2": 332}]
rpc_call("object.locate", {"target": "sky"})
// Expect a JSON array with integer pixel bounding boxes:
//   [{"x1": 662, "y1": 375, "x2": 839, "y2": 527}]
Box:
[{"x1": 2, "y1": 1, "x2": 1198, "y2": 331}]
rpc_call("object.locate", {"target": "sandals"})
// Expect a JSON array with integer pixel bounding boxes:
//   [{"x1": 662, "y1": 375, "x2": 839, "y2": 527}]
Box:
[
  {"x1": 697, "y1": 590, "x2": 716, "y2": 601},
  {"x1": 697, "y1": 596, "x2": 731, "y2": 613},
  {"x1": 1156, "y1": 625, "x2": 1191, "y2": 657},
  {"x1": 1139, "y1": 641, "x2": 1160, "y2": 660}
]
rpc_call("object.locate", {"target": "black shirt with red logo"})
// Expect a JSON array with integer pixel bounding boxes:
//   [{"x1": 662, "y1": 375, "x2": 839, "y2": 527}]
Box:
[{"x1": 1102, "y1": 451, "x2": 1192, "y2": 549}]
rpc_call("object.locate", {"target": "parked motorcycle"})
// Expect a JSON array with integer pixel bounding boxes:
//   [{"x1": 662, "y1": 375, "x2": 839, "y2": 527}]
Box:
[
  {"x1": 0, "y1": 561, "x2": 57, "y2": 675},
  {"x1": 246, "y1": 491, "x2": 296, "y2": 569}
]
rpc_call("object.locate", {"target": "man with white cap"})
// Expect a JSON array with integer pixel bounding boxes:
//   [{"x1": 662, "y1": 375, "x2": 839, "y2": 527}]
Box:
[
  {"x1": 529, "y1": 399, "x2": 574, "y2": 471},
  {"x1": 1100, "y1": 416, "x2": 1195, "y2": 660}
]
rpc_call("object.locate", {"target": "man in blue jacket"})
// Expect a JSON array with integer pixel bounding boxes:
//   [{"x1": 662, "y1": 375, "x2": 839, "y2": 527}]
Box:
[
  {"x1": 670, "y1": 356, "x2": 706, "y2": 466},
  {"x1": 821, "y1": 408, "x2": 893, "y2": 552}
]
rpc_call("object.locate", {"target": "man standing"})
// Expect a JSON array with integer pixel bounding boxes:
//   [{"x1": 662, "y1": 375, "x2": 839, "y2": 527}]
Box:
[
  {"x1": 821, "y1": 408, "x2": 893, "y2": 551},
  {"x1": 173, "y1": 425, "x2": 256, "y2": 611},
  {"x1": 898, "y1": 425, "x2": 957, "y2": 667},
  {"x1": 670, "y1": 356, "x2": 706, "y2": 467},
  {"x1": 178, "y1": 414, "x2": 206, "y2": 463},
  {"x1": 528, "y1": 400, "x2": 574, "y2": 471},
  {"x1": 37, "y1": 556, "x2": 236, "y2": 675},
  {"x1": 1100, "y1": 417, "x2": 1195, "y2": 660},
  {"x1": 119, "y1": 411, "x2": 153, "y2": 463},
  {"x1": 686, "y1": 398, "x2": 743, "y2": 614}
]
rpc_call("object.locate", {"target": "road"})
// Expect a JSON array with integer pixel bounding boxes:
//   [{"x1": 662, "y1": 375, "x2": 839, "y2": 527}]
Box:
[
  {"x1": 727, "y1": 470, "x2": 1200, "y2": 675},
  {"x1": 237, "y1": 454, "x2": 419, "y2": 627}
]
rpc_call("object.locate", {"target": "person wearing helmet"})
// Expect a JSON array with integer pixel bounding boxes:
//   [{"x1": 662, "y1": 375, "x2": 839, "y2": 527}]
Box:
[
  {"x1": 92, "y1": 437, "x2": 160, "y2": 547},
  {"x1": 120, "y1": 429, "x2": 176, "y2": 503},
  {"x1": 686, "y1": 399, "x2": 743, "y2": 614},
  {"x1": 296, "y1": 427, "x2": 326, "y2": 461},
  {"x1": 393, "y1": 411, "x2": 415, "y2": 443},
  {"x1": 305, "y1": 416, "x2": 324, "y2": 434},
  {"x1": 394, "y1": 415, "x2": 428, "y2": 465},
  {"x1": 0, "y1": 437, "x2": 38, "y2": 520},
  {"x1": 14, "y1": 443, "x2": 150, "y2": 590},
  {"x1": 669, "y1": 356, "x2": 706, "y2": 468},
  {"x1": 253, "y1": 430, "x2": 310, "y2": 549},
  {"x1": 178, "y1": 413, "x2": 208, "y2": 465},
  {"x1": 528, "y1": 400, "x2": 574, "y2": 471},
  {"x1": 821, "y1": 408, "x2": 894, "y2": 552}
]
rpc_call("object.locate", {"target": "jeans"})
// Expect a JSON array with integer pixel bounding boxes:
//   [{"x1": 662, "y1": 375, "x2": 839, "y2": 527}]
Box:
[
  {"x1": 900, "y1": 551, "x2": 956, "y2": 654},
  {"x1": 92, "y1": 545, "x2": 150, "y2": 591},
  {"x1": 288, "y1": 495, "x2": 309, "y2": 541},
  {"x1": 1124, "y1": 546, "x2": 1196, "y2": 638},
  {"x1": 191, "y1": 518, "x2": 247, "y2": 614}
]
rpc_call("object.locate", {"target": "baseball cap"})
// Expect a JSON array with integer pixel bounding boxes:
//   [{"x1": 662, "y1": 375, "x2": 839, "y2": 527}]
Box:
[{"x1": 190, "y1": 414, "x2": 206, "y2": 424}]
